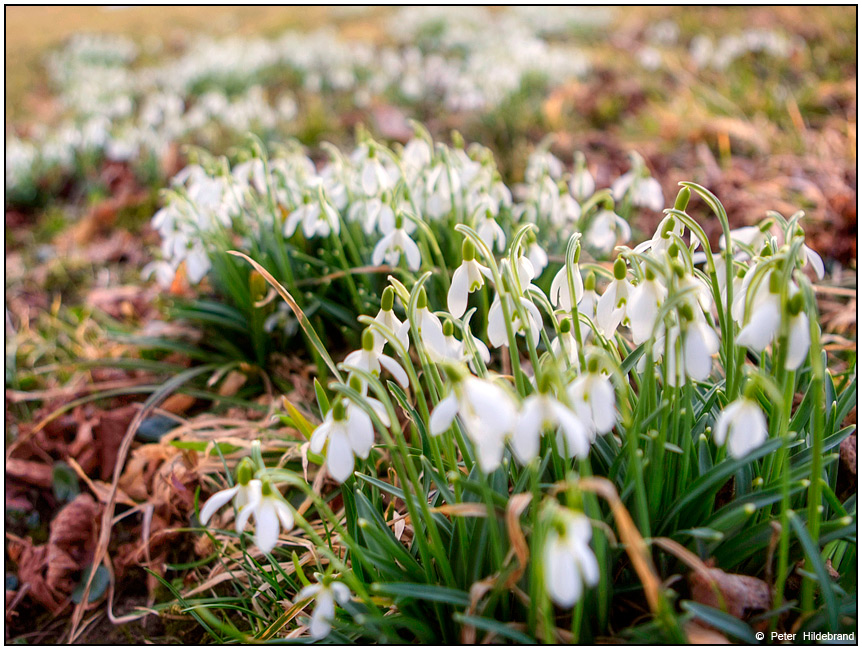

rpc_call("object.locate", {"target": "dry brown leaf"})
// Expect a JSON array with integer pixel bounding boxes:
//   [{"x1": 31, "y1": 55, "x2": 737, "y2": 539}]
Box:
[
  {"x1": 688, "y1": 567, "x2": 772, "y2": 629},
  {"x1": 6, "y1": 458, "x2": 53, "y2": 488}
]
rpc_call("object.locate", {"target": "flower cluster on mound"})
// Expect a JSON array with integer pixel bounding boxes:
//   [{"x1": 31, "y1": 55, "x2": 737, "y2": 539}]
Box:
[{"x1": 194, "y1": 162, "x2": 837, "y2": 640}]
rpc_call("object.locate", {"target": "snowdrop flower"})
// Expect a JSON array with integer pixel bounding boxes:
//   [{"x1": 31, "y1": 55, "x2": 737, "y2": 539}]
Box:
[
  {"x1": 525, "y1": 238, "x2": 549, "y2": 277},
  {"x1": 199, "y1": 458, "x2": 258, "y2": 527},
  {"x1": 285, "y1": 192, "x2": 341, "y2": 238},
  {"x1": 311, "y1": 396, "x2": 379, "y2": 483},
  {"x1": 634, "y1": 215, "x2": 685, "y2": 259},
  {"x1": 427, "y1": 319, "x2": 491, "y2": 371},
  {"x1": 344, "y1": 329, "x2": 410, "y2": 389},
  {"x1": 585, "y1": 209, "x2": 631, "y2": 254},
  {"x1": 235, "y1": 479, "x2": 295, "y2": 554},
  {"x1": 627, "y1": 268, "x2": 668, "y2": 344},
  {"x1": 348, "y1": 195, "x2": 394, "y2": 235},
  {"x1": 567, "y1": 360, "x2": 616, "y2": 437},
  {"x1": 551, "y1": 317, "x2": 581, "y2": 365},
  {"x1": 142, "y1": 260, "x2": 177, "y2": 288},
  {"x1": 595, "y1": 258, "x2": 632, "y2": 337},
  {"x1": 800, "y1": 243, "x2": 825, "y2": 280},
  {"x1": 664, "y1": 312, "x2": 720, "y2": 386},
  {"x1": 785, "y1": 292, "x2": 811, "y2": 371},
  {"x1": 550, "y1": 260, "x2": 584, "y2": 311},
  {"x1": 579, "y1": 271, "x2": 599, "y2": 322},
  {"x1": 448, "y1": 239, "x2": 490, "y2": 318},
  {"x1": 719, "y1": 224, "x2": 769, "y2": 255},
  {"x1": 713, "y1": 396, "x2": 768, "y2": 458},
  {"x1": 430, "y1": 371, "x2": 517, "y2": 472},
  {"x1": 611, "y1": 162, "x2": 664, "y2": 211},
  {"x1": 514, "y1": 386, "x2": 590, "y2": 464},
  {"x1": 543, "y1": 508, "x2": 599, "y2": 608},
  {"x1": 736, "y1": 272, "x2": 781, "y2": 352},
  {"x1": 526, "y1": 150, "x2": 564, "y2": 183},
  {"x1": 487, "y1": 291, "x2": 543, "y2": 349},
  {"x1": 372, "y1": 287, "x2": 410, "y2": 351},
  {"x1": 372, "y1": 213, "x2": 421, "y2": 271},
  {"x1": 297, "y1": 579, "x2": 352, "y2": 640},
  {"x1": 569, "y1": 152, "x2": 595, "y2": 201},
  {"x1": 354, "y1": 142, "x2": 395, "y2": 196},
  {"x1": 415, "y1": 288, "x2": 448, "y2": 357},
  {"x1": 476, "y1": 209, "x2": 507, "y2": 252}
]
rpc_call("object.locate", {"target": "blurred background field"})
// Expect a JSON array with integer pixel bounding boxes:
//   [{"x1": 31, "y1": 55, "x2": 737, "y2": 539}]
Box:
[{"x1": 4, "y1": 5, "x2": 857, "y2": 644}]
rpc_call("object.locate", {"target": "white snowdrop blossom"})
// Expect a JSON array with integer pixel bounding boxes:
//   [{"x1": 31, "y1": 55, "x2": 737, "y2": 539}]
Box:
[
  {"x1": 198, "y1": 459, "x2": 258, "y2": 527},
  {"x1": 430, "y1": 373, "x2": 517, "y2": 472},
  {"x1": 736, "y1": 273, "x2": 782, "y2": 352},
  {"x1": 543, "y1": 508, "x2": 600, "y2": 608},
  {"x1": 415, "y1": 289, "x2": 448, "y2": 357},
  {"x1": 311, "y1": 396, "x2": 382, "y2": 483},
  {"x1": 585, "y1": 208, "x2": 631, "y2": 254},
  {"x1": 427, "y1": 319, "x2": 491, "y2": 371},
  {"x1": 297, "y1": 580, "x2": 352, "y2": 640},
  {"x1": 664, "y1": 316, "x2": 720, "y2": 386},
  {"x1": 551, "y1": 318, "x2": 581, "y2": 365},
  {"x1": 713, "y1": 396, "x2": 768, "y2": 458},
  {"x1": 235, "y1": 479, "x2": 295, "y2": 554},
  {"x1": 487, "y1": 292, "x2": 543, "y2": 349},
  {"x1": 550, "y1": 262, "x2": 584, "y2": 311},
  {"x1": 595, "y1": 259, "x2": 632, "y2": 337},
  {"x1": 569, "y1": 153, "x2": 595, "y2": 201},
  {"x1": 448, "y1": 240, "x2": 490, "y2": 318},
  {"x1": 567, "y1": 363, "x2": 616, "y2": 437},
  {"x1": 525, "y1": 240, "x2": 549, "y2": 277},
  {"x1": 285, "y1": 193, "x2": 341, "y2": 238},
  {"x1": 785, "y1": 293, "x2": 811, "y2": 371},
  {"x1": 372, "y1": 287, "x2": 410, "y2": 351},
  {"x1": 344, "y1": 329, "x2": 410, "y2": 389},
  {"x1": 372, "y1": 213, "x2": 421, "y2": 270},
  {"x1": 514, "y1": 390, "x2": 590, "y2": 464},
  {"x1": 627, "y1": 271, "x2": 668, "y2": 345},
  {"x1": 611, "y1": 167, "x2": 664, "y2": 211}
]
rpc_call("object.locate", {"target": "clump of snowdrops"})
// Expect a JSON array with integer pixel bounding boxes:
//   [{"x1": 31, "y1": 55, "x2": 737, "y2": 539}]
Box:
[
  {"x1": 190, "y1": 173, "x2": 855, "y2": 642},
  {"x1": 146, "y1": 127, "x2": 656, "y2": 371}
]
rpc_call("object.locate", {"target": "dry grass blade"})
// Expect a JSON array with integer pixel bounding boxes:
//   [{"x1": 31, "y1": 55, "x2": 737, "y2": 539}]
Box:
[
  {"x1": 578, "y1": 476, "x2": 662, "y2": 614},
  {"x1": 504, "y1": 493, "x2": 532, "y2": 588}
]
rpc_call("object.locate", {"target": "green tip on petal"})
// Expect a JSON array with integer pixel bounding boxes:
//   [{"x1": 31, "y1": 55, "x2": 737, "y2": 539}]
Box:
[
  {"x1": 587, "y1": 356, "x2": 600, "y2": 373},
  {"x1": 332, "y1": 399, "x2": 347, "y2": 421},
  {"x1": 349, "y1": 375, "x2": 363, "y2": 393},
  {"x1": 362, "y1": 328, "x2": 375, "y2": 351}
]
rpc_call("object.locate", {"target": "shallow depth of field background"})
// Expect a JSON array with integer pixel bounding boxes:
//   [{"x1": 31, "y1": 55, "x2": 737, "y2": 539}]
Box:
[{"x1": 5, "y1": 5, "x2": 856, "y2": 644}]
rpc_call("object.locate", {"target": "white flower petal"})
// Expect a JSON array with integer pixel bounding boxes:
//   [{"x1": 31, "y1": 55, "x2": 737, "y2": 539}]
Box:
[
  {"x1": 199, "y1": 485, "x2": 239, "y2": 525},
  {"x1": 430, "y1": 393, "x2": 459, "y2": 436},
  {"x1": 378, "y1": 353, "x2": 410, "y2": 389},
  {"x1": 255, "y1": 501, "x2": 280, "y2": 553},
  {"x1": 326, "y1": 429, "x2": 355, "y2": 483}
]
